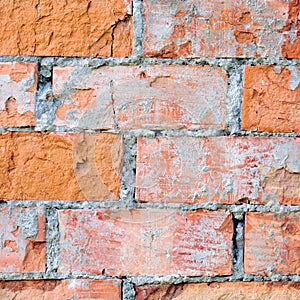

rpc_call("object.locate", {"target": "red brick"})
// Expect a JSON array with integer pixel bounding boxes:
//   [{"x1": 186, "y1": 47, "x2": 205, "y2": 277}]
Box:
[
  {"x1": 0, "y1": 132, "x2": 122, "y2": 200},
  {"x1": 0, "y1": 207, "x2": 45, "y2": 273},
  {"x1": 58, "y1": 209, "x2": 233, "y2": 276},
  {"x1": 245, "y1": 212, "x2": 300, "y2": 275},
  {"x1": 0, "y1": 279, "x2": 121, "y2": 300},
  {"x1": 53, "y1": 65, "x2": 227, "y2": 130},
  {"x1": 242, "y1": 65, "x2": 300, "y2": 133},
  {"x1": 136, "y1": 137, "x2": 300, "y2": 204},
  {"x1": 0, "y1": 0, "x2": 132, "y2": 57},
  {"x1": 136, "y1": 282, "x2": 300, "y2": 300},
  {"x1": 143, "y1": 0, "x2": 299, "y2": 58},
  {"x1": 0, "y1": 63, "x2": 37, "y2": 127}
]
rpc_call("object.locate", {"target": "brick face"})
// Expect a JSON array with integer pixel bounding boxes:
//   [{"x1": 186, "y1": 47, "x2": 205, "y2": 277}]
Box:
[
  {"x1": 135, "y1": 282, "x2": 300, "y2": 300},
  {"x1": 242, "y1": 65, "x2": 300, "y2": 133},
  {"x1": 0, "y1": 62, "x2": 37, "y2": 127},
  {"x1": 143, "y1": 0, "x2": 299, "y2": 58},
  {"x1": 58, "y1": 209, "x2": 233, "y2": 276},
  {"x1": 0, "y1": 0, "x2": 132, "y2": 57},
  {"x1": 0, "y1": 207, "x2": 45, "y2": 273},
  {"x1": 0, "y1": 132, "x2": 122, "y2": 201},
  {"x1": 53, "y1": 65, "x2": 227, "y2": 130},
  {"x1": 0, "y1": 279, "x2": 121, "y2": 300},
  {"x1": 245, "y1": 212, "x2": 300, "y2": 276},
  {"x1": 136, "y1": 137, "x2": 300, "y2": 205}
]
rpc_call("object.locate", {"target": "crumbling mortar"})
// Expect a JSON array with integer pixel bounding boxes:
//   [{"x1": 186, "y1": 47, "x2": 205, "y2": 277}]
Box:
[
  {"x1": 232, "y1": 213, "x2": 245, "y2": 280},
  {"x1": 45, "y1": 208, "x2": 60, "y2": 275},
  {"x1": 1, "y1": 127, "x2": 300, "y2": 139},
  {"x1": 4, "y1": 201, "x2": 300, "y2": 215},
  {"x1": 0, "y1": 56, "x2": 298, "y2": 68},
  {"x1": 35, "y1": 58, "x2": 60, "y2": 131},
  {"x1": 225, "y1": 61, "x2": 244, "y2": 135},
  {"x1": 119, "y1": 132, "x2": 138, "y2": 207},
  {"x1": 0, "y1": 272, "x2": 299, "y2": 284},
  {"x1": 133, "y1": 0, "x2": 144, "y2": 57},
  {"x1": 122, "y1": 279, "x2": 136, "y2": 300}
]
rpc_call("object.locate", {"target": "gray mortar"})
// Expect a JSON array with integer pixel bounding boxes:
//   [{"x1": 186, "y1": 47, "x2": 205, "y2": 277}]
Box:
[
  {"x1": 133, "y1": 0, "x2": 144, "y2": 57},
  {"x1": 45, "y1": 208, "x2": 60, "y2": 274},
  {"x1": 120, "y1": 132, "x2": 138, "y2": 207},
  {"x1": 232, "y1": 213, "x2": 245, "y2": 280},
  {"x1": 5, "y1": 200, "x2": 300, "y2": 213},
  {"x1": 122, "y1": 280, "x2": 136, "y2": 300},
  {"x1": 36, "y1": 58, "x2": 63, "y2": 131},
  {"x1": 226, "y1": 62, "x2": 244, "y2": 134}
]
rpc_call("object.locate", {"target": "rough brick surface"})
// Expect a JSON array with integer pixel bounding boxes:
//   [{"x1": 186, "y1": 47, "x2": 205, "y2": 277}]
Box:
[
  {"x1": 53, "y1": 65, "x2": 227, "y2": 130},
  {"x1": 135, "y1": 282, "x2": 300, "y2": 300},
  {"x1": 242, "y1": 65, "x2": 300, "y2": 133},
  {"x1": 0, "y1": 207, "x2": 45, "y2": 273},
  {"x1": 143, "y1": 0, "x2": 299, "y2": 58},
  {"x1": 58, "y1": 209, "x2": 233, "y2": 276},
  {"x1": 0, "y1": 62, "x2": 37, "y2": 127},
  {"x1": 0, "y1": 132, "x2": 122, "y2": 200},
  {"x1": 136, "y1": 137, "x2": 300, "y2": 204},
  {"x1": 245, "y1": 212, "x2": 300, "y2": 275},
  {"x1": 0, "y1": 279, "x2": 121, "y2": 300},
  {"x1": 0, "y1": 0, "x2": 132, "y2": 57}
]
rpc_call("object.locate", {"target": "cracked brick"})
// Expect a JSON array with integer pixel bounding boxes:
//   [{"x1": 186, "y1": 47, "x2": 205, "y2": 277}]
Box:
[
  {"x1": 0, "y1": 0, "x2": 133, "y2": 57},
  {"x1": 53, "y1": 65, "x2": 227, "y2": 130}
]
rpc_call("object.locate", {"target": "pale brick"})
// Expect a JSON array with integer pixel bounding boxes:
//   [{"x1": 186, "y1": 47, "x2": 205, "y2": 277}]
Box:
[
  {"x1": 53, "y1": 65, "x2": 227, "y2": 130},
  {"x1": 0, "y1": 62, "x2": 37, "y2": 127},
  {"x1": 136, "y1": 137, "x2": 300, "y2": 204},
  {"x1": 143, "y1": 0, "x2": 299, "y2": 58},
  {"x1": 58, "y1": 209, "x2": 233, "y2": 276}
]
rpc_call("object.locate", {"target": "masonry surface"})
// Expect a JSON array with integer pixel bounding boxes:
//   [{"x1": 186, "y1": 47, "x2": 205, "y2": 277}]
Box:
[{"x1": 0, "y1": 1, "x2": 299, "y2": 299}]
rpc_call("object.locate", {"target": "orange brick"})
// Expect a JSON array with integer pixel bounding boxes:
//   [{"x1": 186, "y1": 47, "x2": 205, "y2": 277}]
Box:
[
  {"x1": 242, "y1": 65, "x2": 300, "y2": 133},
  {"x1": 0, "y1": 279, "x2": 121, "y2": 300},
  {"x1": 245, "y1": 212, "x2": 300, "y2": 275},
  {"x1": 0, "y1": 63, "x2": 37, "y2": 127},
  {"x1": 0, "y1": 206, "x2": 45, "y2": 273},
  {"x1": 143, "y1": 0, "x2": 299, "y2": 58},
  {"x1": 0, "y1": 132, "x2": 122, "y2": 200},
  {"x1": 53, "y1": 65, "x2": 227, "y2": 130},
  {"x1": 58, "y1": 209, "x2": 233, "y2": 276},
  {"x1": 136, "y1": 282, "x2": 300, "y2": 300},
  {"x1": 0, "y1": 0, "x2": 132, "y2": 57},
  {"x1": 136, "y1": 137, "x2": 300, "y2": 205}
]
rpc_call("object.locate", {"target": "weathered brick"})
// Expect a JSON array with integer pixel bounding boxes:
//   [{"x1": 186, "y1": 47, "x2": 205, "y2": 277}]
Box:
[
  {"x1": 0, "y1": 0, "x2": 132, "y2": 57},
  {"x1": 58, "y1": 209, "x2": 233, "y2": 276},
  {"x1": 136, "y1": 137, "x2": 300, "y2": 204},
  {"x1": 0, "y1": 206, "x2": 45, "y2": 273},
  {"x1": 0, "y1": 63, "x2": 37, "y2": 127},
  {"x1": 0, "y1": 132, "x2": 122, "y2": 200},
  {"x1": 143, "y1": 0, "x2": 299, "y2": 58},
  {"x1": 242, "y1": 65, "x2": 300, "y2": 133},
  {"x1": 136, "y1": 282, "x2": 300, "y2": 300},
  {"x1": 0, "y1": 279, "x2": 121, "y2": 300},
  {"x1": 53, "y1": 65, "x2": 227, "y2": 130},
  {"x1": 245, "y1": 212, "x2": 300, "y2": 275}
]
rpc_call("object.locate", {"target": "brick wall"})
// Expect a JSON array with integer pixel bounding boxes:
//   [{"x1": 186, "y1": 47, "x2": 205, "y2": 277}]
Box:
[{"x1": 0, "y1": 1, "x2": 299, "y2": 299}]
